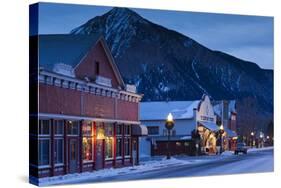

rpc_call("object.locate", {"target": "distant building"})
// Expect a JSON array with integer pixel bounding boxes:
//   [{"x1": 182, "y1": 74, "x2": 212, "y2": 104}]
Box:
[
  {"x1": 29, "y1": 34, "x2": 147, "y2": 183},
  {"x1": 213, "y1": 100, "x2": 238, "y2": 151},
  {"x1": 139, "y1": 95, "x2": 222, "y2": 157}
]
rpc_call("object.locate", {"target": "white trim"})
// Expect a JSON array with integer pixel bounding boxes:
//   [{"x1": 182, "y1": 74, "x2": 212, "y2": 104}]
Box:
[
  {"x1": 35, "y1": 113, "x2": 141, "y2": 125},
  {"x1": 40, "y1": 70, "x2": 142, "y2": 99}
]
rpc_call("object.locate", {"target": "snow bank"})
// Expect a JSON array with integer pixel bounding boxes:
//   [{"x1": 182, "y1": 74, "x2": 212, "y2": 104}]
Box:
[{"x1": 39, "y1": 157, "x2": 190, "y2": 186}]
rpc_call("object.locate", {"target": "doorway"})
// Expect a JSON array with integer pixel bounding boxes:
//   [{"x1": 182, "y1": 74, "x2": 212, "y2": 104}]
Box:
[{"x1": 69, "y1": 138, "x2": 78, "y2": 173}]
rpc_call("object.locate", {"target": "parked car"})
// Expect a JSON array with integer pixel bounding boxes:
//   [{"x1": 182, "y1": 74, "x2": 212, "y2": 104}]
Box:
[{"x1": 234, "y1": 142, "x2": 248, "y2": 155}]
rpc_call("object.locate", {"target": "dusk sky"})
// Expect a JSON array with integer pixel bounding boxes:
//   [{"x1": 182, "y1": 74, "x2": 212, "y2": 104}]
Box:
[{"x1": 36, "y1": 3, "x2": 273, "y2": 70}]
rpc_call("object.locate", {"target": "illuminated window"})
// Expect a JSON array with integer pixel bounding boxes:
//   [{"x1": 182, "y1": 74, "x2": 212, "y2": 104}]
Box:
[
  {"x1": 105, "y1": 137, "x2": 113, "y2": 159},
  {"x1": 83, "y1": 121, "x2": 93, "y2": 162}
]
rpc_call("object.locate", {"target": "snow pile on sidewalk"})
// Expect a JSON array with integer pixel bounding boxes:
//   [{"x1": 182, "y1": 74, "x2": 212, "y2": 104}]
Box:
[{"x1": 39, "y1": 157, "x2": 190, "y2": 186}]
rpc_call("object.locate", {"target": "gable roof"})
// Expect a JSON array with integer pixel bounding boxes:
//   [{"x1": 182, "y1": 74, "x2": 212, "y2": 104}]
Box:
[
  {"x1": 140, "y1": 101, "x2": 200, "y2": 121},
  {"x1": 38, "y1": 34, "x2": 125, "y2": 87}
]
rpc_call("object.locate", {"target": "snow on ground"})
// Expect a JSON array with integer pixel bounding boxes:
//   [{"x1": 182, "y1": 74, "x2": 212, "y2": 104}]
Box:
[
  {"x1": 248, "y1": 146, "x2": 273, "y2": 153},
  {"x1": 39, "y1": 147, "x2": 273, "y2": 186},
  {"x1": 39, "y1": 157, "x2": 191, "y2": 186}
]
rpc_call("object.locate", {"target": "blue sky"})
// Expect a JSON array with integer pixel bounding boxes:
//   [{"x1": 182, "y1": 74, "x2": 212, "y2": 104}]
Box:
[{"x1": 35, "y1": 2, "x2": 273, "y2": 70}]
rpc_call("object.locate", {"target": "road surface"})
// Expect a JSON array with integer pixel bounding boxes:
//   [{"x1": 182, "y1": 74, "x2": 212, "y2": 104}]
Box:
[
  {"x1": 80, "y1": 148, "x2": 273, "y2": 184},
  {"x1": 43, "y1": 148, "x2": 273, "y2": 186}
]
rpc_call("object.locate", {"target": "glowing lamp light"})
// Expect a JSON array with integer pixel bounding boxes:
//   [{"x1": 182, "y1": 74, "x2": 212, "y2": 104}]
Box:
[
  {"x1": 219, "y1": 124, "x2": 224, "y2": 130},
  {"x1": 167, "y1": 113, "x2": 173, "y2": 122},
  {"x1": 267, "y1": 136, "x2": 270, "y2": 139},
  {"x1": 251, "y1": 132, "x2": 254, "y2": 136}
]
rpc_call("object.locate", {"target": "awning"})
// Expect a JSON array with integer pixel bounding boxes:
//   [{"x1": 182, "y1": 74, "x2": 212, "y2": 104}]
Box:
[
  {"x1": 198, "y1": 121, "x2": 219, "y2": 131},
  {"x1": 225, "y1": 128, "x2": 237, "y2": 138},
  {"x1": 132, "y1": 124, "x2": 148, "y2": 136}
]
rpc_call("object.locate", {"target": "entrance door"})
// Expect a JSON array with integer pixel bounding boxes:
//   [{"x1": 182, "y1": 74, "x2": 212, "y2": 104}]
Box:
[
  {"x1": 95, "y1": 139, "x2": 104, "y2": 170},
  {"x1": 132, "y1": 139, "x2": 137, "y2": 165},
  {"x1": 69, "y1": 139, "x2": 78, "y2": 173}
]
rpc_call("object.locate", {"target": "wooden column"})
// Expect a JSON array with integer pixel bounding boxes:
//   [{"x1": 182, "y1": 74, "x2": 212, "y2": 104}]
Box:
[
  {"x1": 93, "y1": 121, "x2": 96, "y2": 171},
  {"x1": 122, "y1": 124, "x2": 125, "y2": 165},
  {"x1": 50, "y1": 119, "x2": 55, "y2": 176},
  {"x1": 102, "y1": 122, "x2": 105, "y2": 169},
  {"x1": 63, "y1": 120, "x2": 67, "y2": 174},
  {"x1": 113, "y1": 122, "x2": 117, "y2": 167},
  {"x1": 79, "y1": 120, "x2": 83, "y2": 173}
]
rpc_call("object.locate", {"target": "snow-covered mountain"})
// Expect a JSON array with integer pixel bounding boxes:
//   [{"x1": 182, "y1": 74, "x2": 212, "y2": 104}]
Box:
[{"x1": 70, "y1": 7, "x2": 273, "y2": 131}]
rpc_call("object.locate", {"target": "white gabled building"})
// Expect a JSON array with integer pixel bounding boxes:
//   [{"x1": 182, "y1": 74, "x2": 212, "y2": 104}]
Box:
[{"x1": 139, "y1": 95, "x2": 220, "y2": 158}]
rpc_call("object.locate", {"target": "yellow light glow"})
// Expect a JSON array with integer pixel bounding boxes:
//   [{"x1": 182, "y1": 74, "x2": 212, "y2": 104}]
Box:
[
  {"x1": 167, "y1": 113, "x2": 173, "y2": 122},
  {"x1": 220, "y1": 125, "x2": 224, "y2": 130}
]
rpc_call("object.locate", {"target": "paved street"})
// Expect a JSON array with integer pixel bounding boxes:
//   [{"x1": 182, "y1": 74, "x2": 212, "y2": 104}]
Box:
[
  {"x1": 72, "y1": 148, "x2": 273, "y2": 185},
  {"x1": 41, "y1": 148, "x2": 273, "y2": 186}
]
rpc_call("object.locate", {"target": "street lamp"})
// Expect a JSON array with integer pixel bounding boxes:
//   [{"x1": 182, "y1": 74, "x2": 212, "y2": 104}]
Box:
[
  {"x1": 165, "y1": 113, "x2": 174, "y2": 159},
  {"x1": 250, "y1": 132, "x2": 254, "y2": 147},
  {"x1": 219, "y1": 125, "x2": 224, "y2": 154}
]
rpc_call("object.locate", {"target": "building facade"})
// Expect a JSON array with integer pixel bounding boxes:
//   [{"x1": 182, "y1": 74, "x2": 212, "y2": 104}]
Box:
[
  {"x1": 29, "y1": 35, "x2": 146, "y2": 183},
  {"x1": 139, "y1": 95, "x2": 222, "y2": 157}
]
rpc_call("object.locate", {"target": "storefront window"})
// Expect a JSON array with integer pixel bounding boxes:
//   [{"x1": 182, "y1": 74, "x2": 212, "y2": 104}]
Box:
[
  {"x1": 67, "y1": 121, "x2": 79, "y2": 135},
  {"x1": 105, "y1": 124, "x2": 113, "y2": 136},
  {"x1": 116, "y1": 124, "x2": 122, "y2": 135},
  {"x1": 83, "y1": 137, "x2": 93, "y2": 161},
  {"x1": 124, "y1": 138, "x2": 131, "y2": 156},
  {"x1": 54, "y1": 120, "x2": 64, "y2": 135},
  {"x1": 39, "y1": 139, "x2": 50, "y2": 166},
  {"x1": 124, "y1": 125, "x2": 131, "y2": 135},
  {"x1": 83, "y1": 121, "x2": 93, "y2": 162},
  {"x1": 39, "y1": 120, "x2": 50, "y2": 135},
  {"x1": 54, "y1": 139, "x2": 63, "y2": 164},
  {"x1": 105, "y1": 137, "x2": 113, "y2": 159},
  {"x1": 116, "y1": 138, "x2": 122, "y2": 157}
]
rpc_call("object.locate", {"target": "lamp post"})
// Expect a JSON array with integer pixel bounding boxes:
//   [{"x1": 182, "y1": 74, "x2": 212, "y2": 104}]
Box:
[
  {"x1": 219, "y1": 125, "x2": 224, "y2": 154},
  {"x1": 165, "y1": 113, "x2": 174, "y2": 159},
  {"x1": 251, "y1": 132, "x2": 254, "y2": 148}
]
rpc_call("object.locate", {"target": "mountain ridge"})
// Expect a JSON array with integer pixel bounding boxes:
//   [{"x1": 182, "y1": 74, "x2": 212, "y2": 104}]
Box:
[{"x1": 69, "y1": 8, "x2": 273, "y2": 118}]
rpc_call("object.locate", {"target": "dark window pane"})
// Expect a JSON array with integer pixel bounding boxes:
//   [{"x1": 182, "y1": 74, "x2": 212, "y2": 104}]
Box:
[
  {"x1": 39, "y1": 139, "x2": 49, "y2": 165},
  {"x1": 55, "y1": 120, "x2": 64, "y2": 135},
  {"x1": 125, "y1": 138, "x2": 131, "y2": 156},
  {"x1": 54, "y1": 139, "x2": 63, "y2": 164},
  {"x1": 116, "y1": 125, "x2": 122, "y2": 135},
  {"x1": 67, "y1": 121, "x2": 79, "y2": 135},
  {"x1": 147, "y1": 126, "x2": 159, "y2": 135},
  {"x1": 116, "y1": 138, "x2": 122, "y2": 157},
  {"x1": 39, "y1": 120, "x2": 50, "y2": 135},
  {"x1": 125, "y1": 125, "x2": 131, "y2": 135}
]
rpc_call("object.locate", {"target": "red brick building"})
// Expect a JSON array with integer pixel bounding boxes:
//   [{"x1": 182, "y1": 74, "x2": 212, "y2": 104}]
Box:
[{"x1": 29, "y1": 34, "x2": 146, "y2": 184}]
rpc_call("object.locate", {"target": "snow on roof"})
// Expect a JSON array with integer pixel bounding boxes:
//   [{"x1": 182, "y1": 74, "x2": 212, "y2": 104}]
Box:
[{"x1": 140, "y1": 100, "x2": 200, "y2": 121}]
